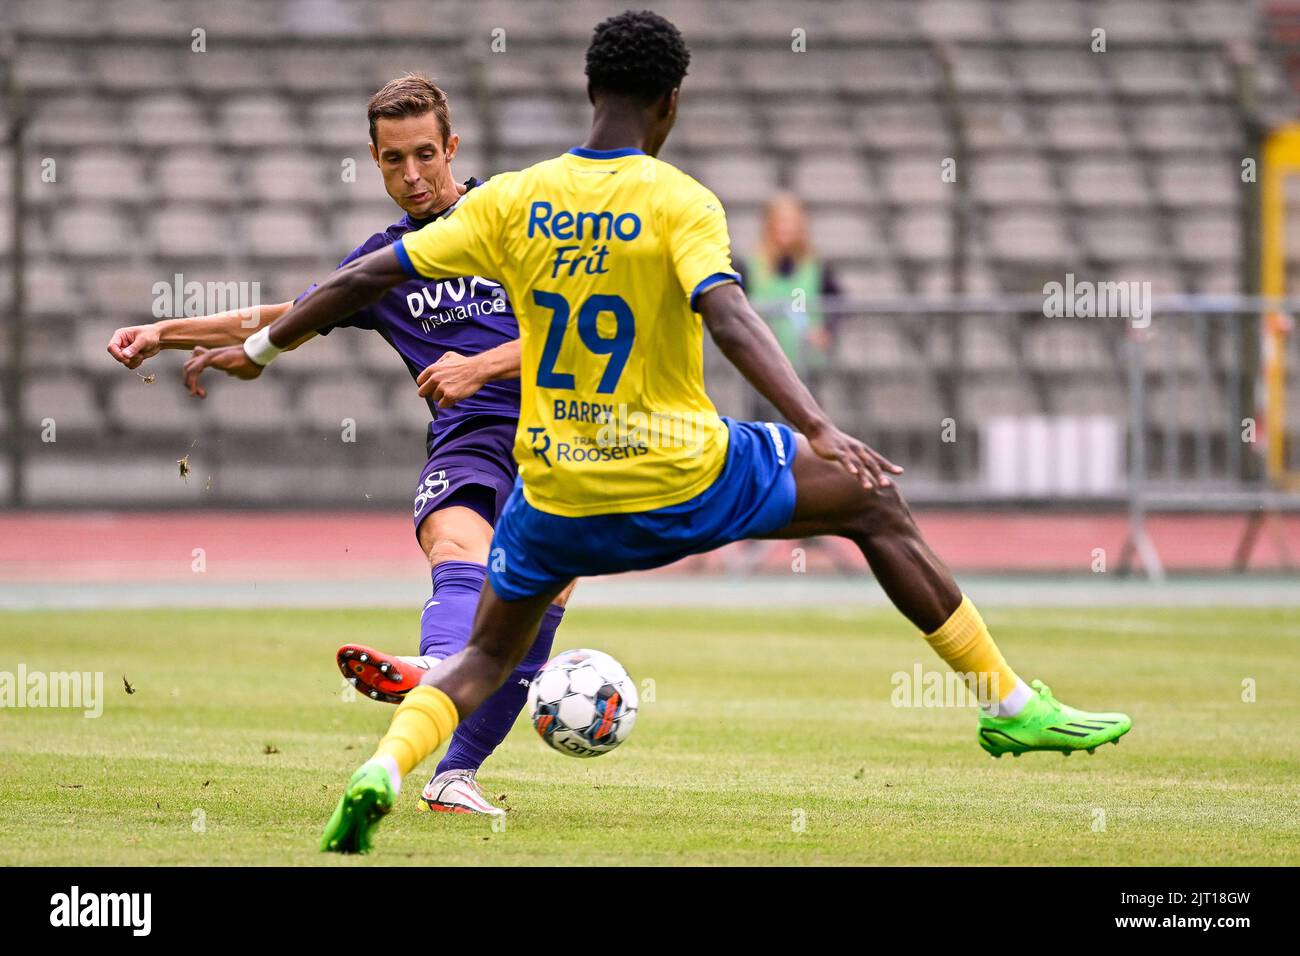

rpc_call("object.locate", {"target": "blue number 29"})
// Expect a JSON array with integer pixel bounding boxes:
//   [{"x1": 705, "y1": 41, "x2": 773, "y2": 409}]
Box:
[{"x1": 533, "y1": 291, "x2": 635, "y2": 394}]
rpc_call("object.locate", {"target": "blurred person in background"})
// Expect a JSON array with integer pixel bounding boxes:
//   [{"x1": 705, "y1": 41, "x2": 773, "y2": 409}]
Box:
[{"x1": 738, "y1": 192, "x2": 844, "y2": 417}]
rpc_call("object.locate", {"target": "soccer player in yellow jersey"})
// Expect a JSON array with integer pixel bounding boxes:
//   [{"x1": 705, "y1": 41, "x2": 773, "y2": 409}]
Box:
[{"x1": 185, "y1": 11, "x2": 1132, "y2": 855}]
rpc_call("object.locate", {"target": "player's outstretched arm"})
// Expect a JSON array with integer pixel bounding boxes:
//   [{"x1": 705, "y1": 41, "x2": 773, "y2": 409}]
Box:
[
  {"x1": 416, "y1": 339, "x2": 521, "y2": 408},
  {"x1": 182, "y1": 246, "x2": 410, "y2": 394},
  {"x1": 699, "y1": 282, "x2": 902, "y2": 490},
  {"x1": 108, "y1": 301, "x2": 296, "y2": 369}
]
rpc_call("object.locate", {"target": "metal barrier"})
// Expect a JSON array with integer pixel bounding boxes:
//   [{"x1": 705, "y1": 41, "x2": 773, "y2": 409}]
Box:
[{"x1": 728, "y1": 295, "x2": 1300, "y2": 577}]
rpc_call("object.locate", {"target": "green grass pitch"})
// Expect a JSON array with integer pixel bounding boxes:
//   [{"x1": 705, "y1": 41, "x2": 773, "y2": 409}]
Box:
[{"x1": 1, "y1": 605, "x2": 1297, "y2": 865}]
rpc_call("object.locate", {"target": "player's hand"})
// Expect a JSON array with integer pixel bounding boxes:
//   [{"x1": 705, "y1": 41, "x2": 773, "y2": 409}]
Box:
[
  {"x1": 107, "y1": 324, "x2": 162, "y2": 369},
  {"x1": 182, "y1": 345, "x2": 263, "y2": 398},
  {"x1": 416, "y1": 351, "x2": 487, "y2": 408},
  {"x1": 807, "y1": 422, "x2": 903, "y2": 491}
]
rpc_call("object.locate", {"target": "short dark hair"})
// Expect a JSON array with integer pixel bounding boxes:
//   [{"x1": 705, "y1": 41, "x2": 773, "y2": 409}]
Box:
[
  {"x1": 366, "y1": 72, "x2": 451, "y2": 148},
  {"x1": 585, "y1": 10, "x2": 690, "y2": 103}
]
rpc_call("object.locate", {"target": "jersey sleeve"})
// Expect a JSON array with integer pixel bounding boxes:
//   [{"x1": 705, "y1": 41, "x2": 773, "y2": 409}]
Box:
[
  {"x1": 394, "y1": 177, "x2": 505, "y2": 281},
  {"x1": 299, "y1": 235, "x2": 385, "y2": 334},
  {"x1": 668, "y1": 181, "x2": 742, "y2": 311}
]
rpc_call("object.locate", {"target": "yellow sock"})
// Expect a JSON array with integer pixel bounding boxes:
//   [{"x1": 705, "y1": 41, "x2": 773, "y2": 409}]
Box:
[
  {"x1": 372, "y1": 685, "x2": 459, "y2": 778},
  {"x1": 923, "y1": 594, "x2": 1024, "y2": 708}
]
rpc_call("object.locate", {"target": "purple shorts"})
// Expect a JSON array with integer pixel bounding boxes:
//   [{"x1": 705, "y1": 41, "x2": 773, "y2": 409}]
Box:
[{"x1": 413, "y1": 416, "x2": 518, "y2": 535}]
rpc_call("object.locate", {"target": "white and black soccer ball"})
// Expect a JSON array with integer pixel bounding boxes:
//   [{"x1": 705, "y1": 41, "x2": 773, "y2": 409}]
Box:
[{"x1": 527, "y1": 649, "x2": 637, "y2": 758}]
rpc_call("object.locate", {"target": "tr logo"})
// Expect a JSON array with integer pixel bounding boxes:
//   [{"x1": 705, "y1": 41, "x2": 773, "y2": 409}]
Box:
[{"x1": 528, "y1": 427, "x2": 552, "y2": 467}]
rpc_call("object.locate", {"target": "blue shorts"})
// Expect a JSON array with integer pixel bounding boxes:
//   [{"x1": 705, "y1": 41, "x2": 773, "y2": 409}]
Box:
[
  {"x1": 412, "y1": 416, "x2": 518, "y2": 536},
  {"x1": 487, "y1": 418, "x2": 799, "y2": 600}
]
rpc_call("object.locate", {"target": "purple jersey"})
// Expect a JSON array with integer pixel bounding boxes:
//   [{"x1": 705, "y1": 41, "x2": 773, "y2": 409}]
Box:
[{"x1": 305, "y1": 178, "x2": 520, "y2": 451}]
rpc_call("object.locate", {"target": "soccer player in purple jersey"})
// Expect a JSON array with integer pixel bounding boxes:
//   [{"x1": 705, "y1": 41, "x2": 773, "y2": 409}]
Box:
[{"x1": 107, "y1": 74, "x2": 570, "y2": 816}]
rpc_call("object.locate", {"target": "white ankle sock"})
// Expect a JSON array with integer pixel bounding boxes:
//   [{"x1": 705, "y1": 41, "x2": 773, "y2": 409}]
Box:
[
  {"x1": 367, "y1": 754, "x2": 402, "y2": 795},
  {"x1": 983, "y1": 678, "x2": 1033, "y2": 718}
]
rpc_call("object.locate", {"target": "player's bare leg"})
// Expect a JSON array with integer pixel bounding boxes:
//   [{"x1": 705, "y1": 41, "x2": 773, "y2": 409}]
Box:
[
  {"x1": 765, "y1": 434, "x2": 1131, "y2": 757},
  {"x1": 768, "y1": 436, "x2": 959, "y2": 632}
]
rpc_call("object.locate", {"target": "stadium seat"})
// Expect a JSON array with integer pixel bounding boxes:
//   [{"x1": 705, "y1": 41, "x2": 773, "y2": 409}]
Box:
[
  {"x1": 866, "y1": 378, "x2": 945, "y2": 430},
  {"x1": 998, "y1": 1, "x2": 1086, "y2": 41},
  {"x1": 838, "y1": 264, "x2": 905, "y2": 299},
  {"x1": 882, "y1": 156, "x2": 952, "y2": 205},
  {"x1": 972, "y1": 156, "x2": 1056, "y2": 204},
  {"x1": 1133, "y1": 104, "x2": 1238, "y2": 152},
  {"x1": 949, "y1": 48, "x2": 1016, "y2": 94},
  {"x1": 56, "y1": 206, "x2": 137, "y2": 258},
  {"x1": 834, "y1": 49, "x2": 940, "y2": 95},
  {"x1": 1156, "y1": 159, "x2": 1238, "y2": 209},
  {"x1": 1184, "y1": 0, "x2": 1257, "y2": 41},
  {"x1": 962, "y1": 105, "x2": 1034, "y2": 150},
  {"x1": 894, "y1": 210, "x2": 952, "y2": 262},
  {"x1": 385, "y1": 381, "x2": 435, "y2": 434},
  {"x1": 987, "y1": 211, "x2": 1072, "y2": 263},
  {"x1": 129, "y1": 95, "x2": 212, "y2": 146},
  {"x1": 68, "y1": 152, "x2": 148, "y2": 201},
  {"x1": 309, "y1": 96, "x2": 368, "y2": 149},
  {"x1": 189, "y1": 48, "x2": 277, "y2": 93},
  {"x1": 959, "y1": 377, "x2": 1040, "y2": 420},
  {"x1": 1064, "y1": 160, "x2": 1151, "y2": 209},
  {"x1": 296, "y1": 377, "x2": 388, "y2": 433},
  {"x1": 814, "y1": 212, "x2": 880, "y2": 259},
  {"x1": 694, "y1": 156, "x2": 779, "y2": 205},
  {"x1": 239, "y1": 208, "x2": 325, "y2": 260},
  {"x1": 673, "y1": 101, "x2": 759, "y2": 150},
  {"x1": 220, "y1": 96, "x2": 302, "y2": 148},
  {"x1": 155, "y1": 151, "x2": 239, "y2": 203},
  {"x1": 205, "y1": 378, "x2": 293, "y2": 433},
  {"x1": 917, "y1": 0, "x2": 998, "y2": 40},
  {"x1": 25, "y1": 377, "x2": 102, "y2": 433},
  {"x1": 1080, "y1": 215, "x2": 1163, "y2": 262},
  {"x1": 1173, "y1": 212, "x2": 1240, "y2": 264},
  {"x1": 498, "y1": 96, "x2": 584, "y2": 150},
  {"x1": 1093, "y1": 0, "x2": 1182, "y2": 40},
  {"x1": 246, "y1": 153, "x2": 329, "y2": 204},
  {"x1": 107, "y1": 368, "x2": 208, "y2": 434},
  {"x1": 791, "y1": 154, "x2": 873, "y2": 205},
  {"x1": 831, "y1": 0, "x2": 924, "y2": 41},
  {"x1": 1044, "y1": 104, "x2": 1129, "y2": 152},
  {"x1": 768, "y1": 103, "x2": 859, "y2": 151},
  {"x1": 1049, "y1": 377, "x2": 1127, "y2": 418},
  {"x1": 856, "y1": 103, "x2": 949, "y2": 151},
  {"x1": 1023, "y1": 321, "x2": 1114, "y2": 371},
  {"x1": 95, "y1": 46, "x2": 185, "y2": 92},
  {"x1": 1016, "y1": 51, "x2": 1106, "y2": 95},
  {"x1": 152, "y1": 208, "x2": 231, "y2": 259},
  {"x1": 25, "y1": 266, "x2": 81, "y2": 317},
  {"x1": 281, "y1": 329, "x2": 357, "y2": 374},
  {"x1": 1112, "y1": 52, "x2": 1201, "y2": 97},
  {"x1": 835, "y1": 319, "x2": 923, "y2": 373}
]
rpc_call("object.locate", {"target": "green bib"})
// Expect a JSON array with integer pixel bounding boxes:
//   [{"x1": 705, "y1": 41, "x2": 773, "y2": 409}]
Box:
[{"x1": 746, "y1": 257, "x2": 827, "y2": 372}]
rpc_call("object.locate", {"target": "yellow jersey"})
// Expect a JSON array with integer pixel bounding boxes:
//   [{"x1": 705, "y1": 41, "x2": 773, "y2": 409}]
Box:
[{"x1": 396, "y1": 146, "x2": 741, "y2": 517}]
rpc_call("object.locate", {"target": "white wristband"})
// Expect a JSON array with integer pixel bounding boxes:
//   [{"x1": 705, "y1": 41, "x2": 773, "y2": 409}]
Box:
[{"x1": 243, "y1": 326, "x2": 283, "y2": 367}]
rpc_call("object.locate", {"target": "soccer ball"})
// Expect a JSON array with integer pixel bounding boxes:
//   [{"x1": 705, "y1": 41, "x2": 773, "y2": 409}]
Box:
[{"x1": 527, "y1": 649, "x2": 638, "y2": 758}]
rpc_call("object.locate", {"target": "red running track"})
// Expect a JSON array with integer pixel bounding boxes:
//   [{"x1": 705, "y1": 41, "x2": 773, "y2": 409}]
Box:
[{"x1": 1, "y1": 510, "x2": 1296, "y2": 582}]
